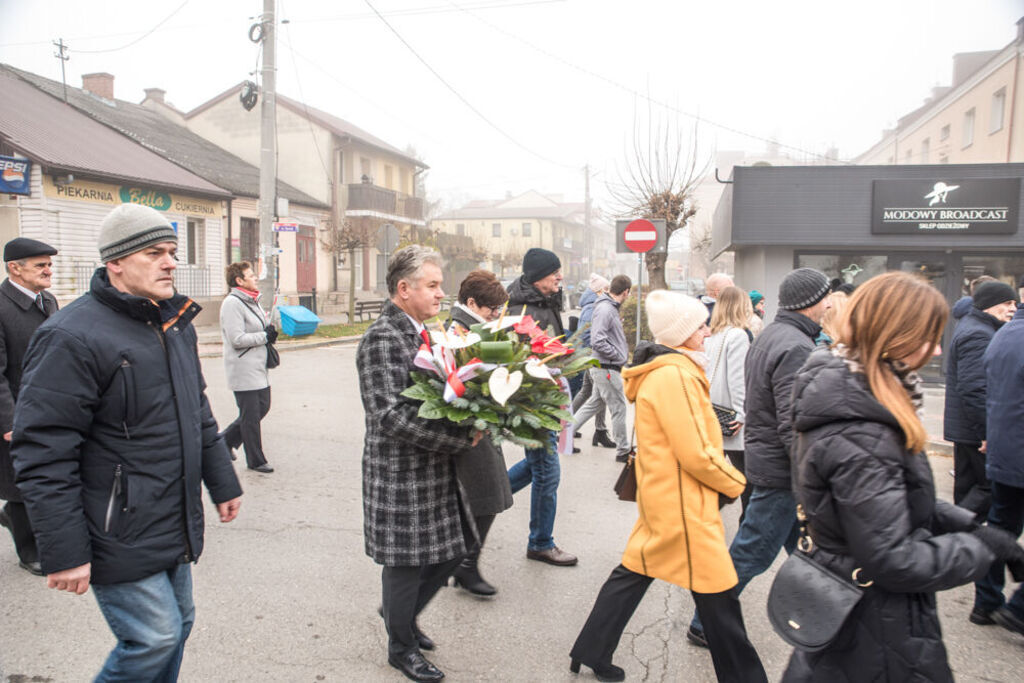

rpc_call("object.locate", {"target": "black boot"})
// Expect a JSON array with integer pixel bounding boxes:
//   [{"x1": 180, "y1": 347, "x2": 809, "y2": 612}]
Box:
[
  {"x1": 451, "y1": 553, "x2": 497, "y2": 597},
  {"x1": 592, "y1": 429, "x2": 616, "y2": 448}
]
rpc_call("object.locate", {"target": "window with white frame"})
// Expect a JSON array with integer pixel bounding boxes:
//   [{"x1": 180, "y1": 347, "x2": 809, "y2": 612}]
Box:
[
  {"x1": 186, "y1": 218, "x2": 205, "y2": 265},
  {"x1": 920, "y1": 138, "x2": 930, "y2": 164},
  {"x1": 963, "y1": 108, "x2": 976, "y2": 147},
  {"x1": 522, "y1": 222, "x2": 532, "y2": 237},
  {"x1": 492, "y1": 223, "x2": 501, "y2": 237},
  {"x1": 456, "y1": 223, "x2": 465, "y2": 236},
  {"x1": 940, "y1": 124, "x2": 950, "y2": 141},
  {"x1": 990, "y1": 88, "x2": 1006, "y2": 133}
]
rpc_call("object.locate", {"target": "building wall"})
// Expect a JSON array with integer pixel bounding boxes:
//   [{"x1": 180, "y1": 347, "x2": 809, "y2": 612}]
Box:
[
  {"x1": 432, "y1": 216, "x2": 585, "y2": 279},
  {"x1": 858, "y1": 47, "x2": 1022, "y2": 165}
]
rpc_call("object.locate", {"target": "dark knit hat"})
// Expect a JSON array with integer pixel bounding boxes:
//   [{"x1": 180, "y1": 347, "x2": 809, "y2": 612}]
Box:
[
  {"x1": 98, "y1": 203, "x2": 177, "y2": 263},
  {"x1": 4, "y1": 237, "x2": 57, "y2": 262},
  {"x1": 973, "y1": 281, "x2": 1018, "y2": 310},
  {"x1": 522, "y1": 247, "x2": 561, "y2": 284},
  {"x1": 778, "y1": 268, "x2": 830, "y2": 311}
]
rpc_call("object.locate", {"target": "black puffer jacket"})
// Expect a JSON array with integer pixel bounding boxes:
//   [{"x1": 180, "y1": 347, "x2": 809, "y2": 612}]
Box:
[
  {"x1": 12, "y1": 269, "x2": 242, "y2": 584},
  {"x1": 743, "y1": 309, "x2": 820, "y2": 489},
  {"x1": 943, "y1": 307, "x2": 1003, "y2": 444},
  {"x1": 783, "y1": 348, "x2": 994, "y2": 682},
  {"x1": 506, "y1": 276, "x2": 564, "y2": 337}
]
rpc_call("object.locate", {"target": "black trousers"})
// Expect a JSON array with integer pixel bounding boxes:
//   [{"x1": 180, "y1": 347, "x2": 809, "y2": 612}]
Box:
[
  {"x1": 382, "y1": 558, "x2": 462, "y2": 657},
  {"x1": 223, "y1": 387, "x2": 271, "y2": 469},
  {"x1": 1, "y1": 501, "x2": 38, "y2": 563},
  {"x1": 464, "y1": 513, "x2": 495, "y2": 562},
  {"x1": 725, "y1": 450, "x2": 750, "y2": 524},
  {"x1": 570, "y1": 564, "x2": 766, "y2": 683},
  {"x1": 953, "y1": 441, "x2": 991, "y2": 519}
]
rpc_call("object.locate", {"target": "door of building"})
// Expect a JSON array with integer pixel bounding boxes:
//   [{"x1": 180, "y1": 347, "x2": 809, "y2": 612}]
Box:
[
  {"x1": 240, "y1": 218, "x2": 258, "y2": 263},
  {"x1": 296, "y1": 226, "x2": 317, "y2": 293},
  {"x1": 889, "y1": 252, "x2": 954, "y2": 381}
]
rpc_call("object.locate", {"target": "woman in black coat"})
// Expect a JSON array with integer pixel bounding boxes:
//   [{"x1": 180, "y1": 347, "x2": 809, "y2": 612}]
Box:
[
  {"x1": 784, "y1": 272, "x2": 1024, "y2": 682},
  {"x1": 445, "y1": 270, "x2": 514, "y2": 596}
]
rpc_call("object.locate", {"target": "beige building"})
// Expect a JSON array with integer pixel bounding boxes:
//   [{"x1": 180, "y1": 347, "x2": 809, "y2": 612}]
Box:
[
  {"x1": 180, "y1": 85, "x2": 426, "y2": 295},
  {"x1": 856, "y1": 18, "x2": 1024, "y2": 165},
  {"x1": 432, "y1": 191, "x2": 614, "y2": 286}
]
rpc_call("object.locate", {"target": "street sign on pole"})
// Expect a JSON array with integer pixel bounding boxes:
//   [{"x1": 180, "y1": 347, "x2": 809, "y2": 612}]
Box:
[{"x1": 615, "y1": 218, "x2": 666, "y2": 254}]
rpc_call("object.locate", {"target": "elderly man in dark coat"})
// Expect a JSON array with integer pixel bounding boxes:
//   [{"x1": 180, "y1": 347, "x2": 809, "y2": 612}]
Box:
[
  {"x1": 0, "y1": 237, "x2": 58, "y2": 576},
  {"x1": 357, "y1": 245, "x2": 479, "y2": 683}
]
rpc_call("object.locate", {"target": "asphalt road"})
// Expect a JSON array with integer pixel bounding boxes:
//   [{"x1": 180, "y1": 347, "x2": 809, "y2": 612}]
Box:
[{"x1": 1, "y1": 344, "x2": 1023, "y2": 681}]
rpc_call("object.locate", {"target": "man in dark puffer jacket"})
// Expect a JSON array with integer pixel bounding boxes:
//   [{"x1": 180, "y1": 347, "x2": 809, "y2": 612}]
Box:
[
  {"x1": 943, "y1": 281, "x2": 1018, "y2": 520},
  {"x1": 13, "y1": 204, "x2": 242, "y2": 680}
]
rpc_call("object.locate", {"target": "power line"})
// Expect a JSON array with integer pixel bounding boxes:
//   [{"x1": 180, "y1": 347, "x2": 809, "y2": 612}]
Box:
[
  {"x1": 278, "y1": 0, "x2": 331, "y2": 181},
  {"x1": 71, "y1": 0, "x2": 191, "y2": 54},
  {"x1": 288, "y1": 0, "x2": 563, "y2": 23},
  {"x1": 450, "y1": 1, "x2": 851, "y2": 164},
  {"x1": 362, "y1": 0, "x2": 577, "y2": 170}
]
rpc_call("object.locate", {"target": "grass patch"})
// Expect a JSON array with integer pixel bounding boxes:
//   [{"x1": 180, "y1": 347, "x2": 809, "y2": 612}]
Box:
[{"x1": 281, "y1": 320, "x2": 373, "y2": 339}]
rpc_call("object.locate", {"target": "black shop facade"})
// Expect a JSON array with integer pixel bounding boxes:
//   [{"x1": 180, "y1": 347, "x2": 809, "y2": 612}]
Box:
[{"x1": 712, "y1": 162, "x2": 1024, "y2": 379}]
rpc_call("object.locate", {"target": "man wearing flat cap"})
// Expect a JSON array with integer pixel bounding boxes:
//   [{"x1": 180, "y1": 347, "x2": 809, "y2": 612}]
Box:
[
  {"x1": 0, "y1": 237, "x2": 58, "y2": 575},
  {"x1": 506, "y1": 248, "x2": 578, "y2": 566},
  {"x1": 12, "y1": 203, "x2": 242, "y2": 680}
]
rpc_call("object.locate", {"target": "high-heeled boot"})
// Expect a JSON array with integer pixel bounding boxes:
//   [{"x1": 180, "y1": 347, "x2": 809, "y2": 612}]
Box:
[
  {"x1": 451, "y1": 552, "x2": 497, "y2": 596},
  {"x1": 570, "y1": 658, "x2": 625, "y2": 682}
]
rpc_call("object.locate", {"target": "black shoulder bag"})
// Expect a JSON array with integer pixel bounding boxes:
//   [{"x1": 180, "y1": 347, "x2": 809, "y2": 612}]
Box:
[
  {"x1": 707, "y1": 332, "x2": 738, "y2": 437},
  {"x1": 613, "y1": 424, "x2": 637, "y2": 502},
  {"x1": 236, "y1": 298, "x2": 280, "y2": 369},
  {"x1": 766, "y1": 504, "x2": 872, "y2": 652}
]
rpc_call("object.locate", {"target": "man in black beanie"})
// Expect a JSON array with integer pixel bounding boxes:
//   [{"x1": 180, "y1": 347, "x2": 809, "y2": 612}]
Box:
[
  {"x1": 505, "y1": 248, "x2": 577, "y2": 566},
  {"x1": 688, "y1": 266, "x2": 832, "y2": 646},
  {"x1": 945, "y1": 280, "x2": 1019, "y2": 533}
]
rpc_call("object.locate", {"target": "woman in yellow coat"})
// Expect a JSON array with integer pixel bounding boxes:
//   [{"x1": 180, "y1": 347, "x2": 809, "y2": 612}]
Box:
[{"x1": 569, "y1": 290, "x2": 767, "y2": 683}]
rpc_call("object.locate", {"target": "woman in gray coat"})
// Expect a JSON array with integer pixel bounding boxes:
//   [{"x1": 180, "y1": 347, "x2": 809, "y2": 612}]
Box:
[
  {"x1": 446, "y1": 270, "x2": 514, "y2": 596},
  {"x1": 219, "y1": 262, "x2": 277, "y2": 473}
]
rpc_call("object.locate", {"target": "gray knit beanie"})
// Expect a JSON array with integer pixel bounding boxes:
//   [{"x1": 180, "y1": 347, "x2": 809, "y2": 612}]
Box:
[
  {"x1": 99, "y1": 203, "x2": 177, "y2": 263},
  {"x1": 778, "y1": 268, "x2": 830, "y2": 311}
]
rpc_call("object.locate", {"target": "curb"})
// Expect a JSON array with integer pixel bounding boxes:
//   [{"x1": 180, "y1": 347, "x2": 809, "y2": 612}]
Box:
[
  {"x1": 199, "y1": 334, "x2": 363, "y2": 358},
  {"x1": 927, "y1": 440, "x2": 953, "y2": 457}
]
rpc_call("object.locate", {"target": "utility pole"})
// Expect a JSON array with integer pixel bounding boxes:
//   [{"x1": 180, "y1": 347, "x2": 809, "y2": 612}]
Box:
[
  {"x1": 52, "y1": 39, "x2": 69, "y2": 103},
  {"x1": 257, "y1": 0, "x2": 278, "y2": 310},
  {"x1": 583, "y1": 164, "x2": 591, "y2": 274}
]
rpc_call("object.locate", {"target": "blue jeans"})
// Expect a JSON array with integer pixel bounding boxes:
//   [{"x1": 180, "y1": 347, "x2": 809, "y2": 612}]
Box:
[
  {"x1": 508, "y1": 432, "x2": 560, "y2": 551},
  {"x1": 92, "y1": 563, "x2": 195, "y2": 682},
  {"x1": 692, "y1": 486, "x2": 798, "y2": 633},
  {"x1": 974, "y1": 480, "x2": 1024, "y2": 620}
]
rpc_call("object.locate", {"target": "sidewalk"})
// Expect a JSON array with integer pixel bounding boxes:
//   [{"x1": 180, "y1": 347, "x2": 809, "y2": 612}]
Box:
[{"x1": 195, "y1": 311, "x2": 360, "y2": 358}]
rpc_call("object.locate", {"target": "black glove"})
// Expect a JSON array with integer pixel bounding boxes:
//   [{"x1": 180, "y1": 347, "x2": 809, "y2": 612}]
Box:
[
  {"x1": 972, "y1": 525, "x2": 1024, "y2": 564},
  {"x1": 265, "y1": 325, "x2": 278, "y2": 344}
]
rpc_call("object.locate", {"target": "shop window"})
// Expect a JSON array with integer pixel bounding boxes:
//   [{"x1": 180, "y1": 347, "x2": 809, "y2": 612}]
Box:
[
  {"x1": 795, "y1": 253, "x2": 888, "y2": 288},
  {"x1": 940, "y1": 124, "x2": 950, "y2": 141},
  {"x1": 960, "y1": 255, "x2": 1024, "y2": 296},
  {"x1": 492, "y1": 223, "x2": 501, "y2": 237},
  {"x1": 522, "y1": 222, "x2": 532, "y2": 237},
  {"x1": 920, "y1": 138, "x2": 930, "y2": 164},
  {"x1": 963, "y1": 108, "x2": 975, "y2": 147},
  {"x1": 186, "y1": 219, "x2": 206, "y2": 266},
  {"x1": 990, "y1": 88, "x2": 1006, "y2": 134},
  {"x1": 456, "y1": 223, "x2": 465, "y2": 236}
]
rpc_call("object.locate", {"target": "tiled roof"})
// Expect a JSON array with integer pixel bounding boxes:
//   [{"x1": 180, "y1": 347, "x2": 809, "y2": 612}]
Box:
[
  {"x1": 2, "y1": 65, "x2": 327, "y2": 208},
  {"x1": 0, "y1": 67, "x2": 230, "y2": 198},
  {"x1": 187, "y1": 83, "x2": 426, "y2": 169}
]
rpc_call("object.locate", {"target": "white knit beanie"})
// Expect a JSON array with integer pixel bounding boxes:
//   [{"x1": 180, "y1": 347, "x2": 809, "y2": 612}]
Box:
[
  {"x1": 588, "y1": 273, "x2": 610, "y2": 292},
  {"x1": 645, "y1": 290, "x2": 708, "y2": 348},
  {"x1": 98, "y1": 203, "x2": 177, "y2": 263}
]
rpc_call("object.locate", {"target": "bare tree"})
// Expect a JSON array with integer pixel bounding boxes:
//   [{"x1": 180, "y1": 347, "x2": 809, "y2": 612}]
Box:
[
  {"x1": 609, "y1": 112, "x2": 710, "y2": 290},
  {"x1": 320, "y1": 217, "x2": 379, "y2": 323}
]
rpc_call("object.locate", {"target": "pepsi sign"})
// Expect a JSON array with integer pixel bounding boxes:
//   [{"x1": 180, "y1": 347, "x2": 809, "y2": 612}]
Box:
[{"x1": 0, "y1": 156, "x2": 31, "y2": 195}]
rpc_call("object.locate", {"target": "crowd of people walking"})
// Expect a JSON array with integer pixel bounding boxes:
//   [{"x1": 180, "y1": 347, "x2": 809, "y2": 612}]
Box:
[{"x1": 3, "y1": 208, "x2": 1024, "y2": 681}]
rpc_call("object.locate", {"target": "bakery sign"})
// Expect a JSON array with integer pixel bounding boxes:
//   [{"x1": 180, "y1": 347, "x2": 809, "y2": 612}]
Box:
[{"x1": 872, "y1": 178, "x2": 1020, "y2": 235}]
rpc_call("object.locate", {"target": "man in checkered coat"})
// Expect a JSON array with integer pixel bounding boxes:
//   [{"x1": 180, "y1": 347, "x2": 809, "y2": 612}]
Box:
[{"x1": 357, "y1": 245, "x2": 480, "y2": 682}]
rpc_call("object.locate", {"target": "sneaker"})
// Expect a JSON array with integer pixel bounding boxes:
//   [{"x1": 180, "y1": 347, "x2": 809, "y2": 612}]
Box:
[
  {"x1": 991, "y1": 606, "x2": 1024, "y2": 636},
  {"x1": 969, "y1": 606, "x2": 996, "y2": 625},
  {"x1": 686, "y1": 625, "x2": 708, "y2": 648}
]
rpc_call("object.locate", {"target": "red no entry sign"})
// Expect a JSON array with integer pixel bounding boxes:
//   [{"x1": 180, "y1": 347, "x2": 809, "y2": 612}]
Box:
[{"x1": 623, "y1": 219, "x2": 658, "y2": 253}]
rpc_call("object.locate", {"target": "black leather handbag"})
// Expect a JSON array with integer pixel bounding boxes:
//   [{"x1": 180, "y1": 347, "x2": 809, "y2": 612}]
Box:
[
  {"x1": 708, "y1": 335, "x2": 738, "y2": 437},
  {"x1": 613, "y1": 426, "x2": 637, "y2": 502},
  {"x1": 766, "y1": 505, "x2": 871, "y2": 652}
]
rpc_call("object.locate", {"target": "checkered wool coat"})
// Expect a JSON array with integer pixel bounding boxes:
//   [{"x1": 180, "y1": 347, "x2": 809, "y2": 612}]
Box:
[{"x1": 357, "y1": 301, "x2": 475, "y2": 566}]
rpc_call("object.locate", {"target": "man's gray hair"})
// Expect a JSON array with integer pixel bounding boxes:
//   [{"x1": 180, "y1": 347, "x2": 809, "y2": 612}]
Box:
[{"x1": 386, "y1": 245, "x2": 443, "y2": 296}]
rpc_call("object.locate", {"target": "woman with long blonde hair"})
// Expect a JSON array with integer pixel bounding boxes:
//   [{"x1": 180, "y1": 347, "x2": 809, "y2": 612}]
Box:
[
  {"x1": 816, "y1": 290, "x2": 848, "y2": 347},
  {"x1": 782, "y1": 271, "x2": 1024, "y2": 681}
]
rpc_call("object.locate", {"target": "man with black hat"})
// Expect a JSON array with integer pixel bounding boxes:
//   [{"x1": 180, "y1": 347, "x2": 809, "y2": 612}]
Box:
[
  {"x1": 0, "y1": 237, "x2": 58, "y2": 575},
  {"x1": 688, "y1": 267, "x2": 831, "y2": 647},
  {"x1": 944, "y1": 280, "x2": 1019, "y2": 526},
  {"x1": 12, "y1": 203, "x2": 242, "y2": 680},
  {"x1": 506, "y1": 248, "x2": 577, "y2": 566}
]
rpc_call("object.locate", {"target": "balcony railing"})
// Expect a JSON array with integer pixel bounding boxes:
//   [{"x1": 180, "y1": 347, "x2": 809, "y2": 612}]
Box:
[{"x1": 347, "y1": 183, "x2": 424, "y2": 220}]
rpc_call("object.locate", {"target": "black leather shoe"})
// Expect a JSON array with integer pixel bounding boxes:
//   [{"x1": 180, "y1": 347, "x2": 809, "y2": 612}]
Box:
[
  {"x1": 969, "y1": 606, "x2": 995, "y2": 625},
  {"x1": 570, "y1": 658, "x2": 625, "y2": 682},
  {"x1": 992, "y1": 606, "x2": 1024, "y2": 636},
  {"x1": 388, "y1": 651, "x2": 445, "y2": 682},
  {"x1": 592, "y1": 430, "x2": 616, "y2": 448},
  {"x1": 572, "y1": 447, "x2": 581, "y2": 454},
  {"x1": 377, "y1": 607, "x2": 435, "y2": 650},
  {"x1": 573, "y1": 431, "x2": 582, "y2": 438},
  {"x1": 250, "y1": 464, "x2": 274, "y2": 473},
  {"x1": 0, "y1": 507, "x2": 10, "y2": 531},
  {"x1": 615, "y1": 452, "x2": 629, "y2": 463},
  {"x1": 18, "y1": 560, "x2": 43, "y2": 576},
  {"x1": 452, "y1": 561, "x2": 497, "y2": 597},
  {"x1": 686, "y1": 624, "x2": 708, "y2": 648},
  {"x1": 526, "y1": 546, "x2": 578, "y2": 566}
]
